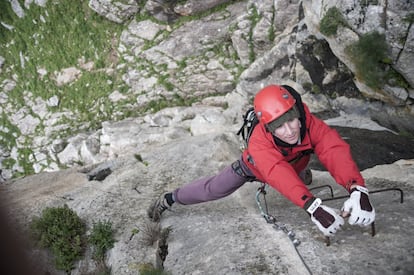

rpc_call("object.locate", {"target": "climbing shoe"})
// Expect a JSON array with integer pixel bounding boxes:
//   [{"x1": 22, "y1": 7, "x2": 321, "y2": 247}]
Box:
[{"x1": 147, "y1": 193, "x2": 173, "y2": 222}]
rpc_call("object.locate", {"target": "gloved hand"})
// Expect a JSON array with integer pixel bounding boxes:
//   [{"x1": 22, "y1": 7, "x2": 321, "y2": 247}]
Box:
[
  {"x1": 342, "y1": 185, "x2": 375, "y2": 226},
  {"x1": 305, "y1": 198, "x2": 344, "y2": 237}
]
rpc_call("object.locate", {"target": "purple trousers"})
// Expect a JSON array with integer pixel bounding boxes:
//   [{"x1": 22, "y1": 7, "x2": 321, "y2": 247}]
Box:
[{"x1": 173, "y1": 159, "x2": 254, "y2": 205}]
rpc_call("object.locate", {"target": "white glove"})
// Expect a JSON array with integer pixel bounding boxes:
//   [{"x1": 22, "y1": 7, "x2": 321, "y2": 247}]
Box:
[
  {"x1": 306, "y1": 198, "x2": 344, "y2": 237},
  {"x1": 342, "y1": 185, "x2": 375, "y2": 226}
]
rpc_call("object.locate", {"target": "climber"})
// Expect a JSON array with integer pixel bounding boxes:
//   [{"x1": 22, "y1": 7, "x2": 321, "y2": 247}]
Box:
[{"x1": 147, "y1": 84, "x2": 375, "y2": 237}]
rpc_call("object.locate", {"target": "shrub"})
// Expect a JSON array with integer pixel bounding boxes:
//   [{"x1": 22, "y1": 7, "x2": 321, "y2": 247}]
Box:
[
  {"x1": 346, "y1": 31, "x2": 389, "y2": 89},
  {"x1": 89, "y1": 220, "x2": 115, "y2": 261},
  {"x1": 30, "y1": 205, "x2": 86, "y2": 273},
  {"x1": 320, "y1": 7, "x2": 348, "y2": 36}
]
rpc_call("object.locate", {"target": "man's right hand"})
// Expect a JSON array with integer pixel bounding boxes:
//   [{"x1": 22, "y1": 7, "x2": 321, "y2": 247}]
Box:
[{"x1": 305, "y1": 198, "x2": 344, "y2": 237}]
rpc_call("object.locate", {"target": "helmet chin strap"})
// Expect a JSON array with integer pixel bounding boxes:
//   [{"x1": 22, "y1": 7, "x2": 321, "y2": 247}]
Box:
[{"x1": 297, "y1": 118, "x2": 302, "y2": 145}]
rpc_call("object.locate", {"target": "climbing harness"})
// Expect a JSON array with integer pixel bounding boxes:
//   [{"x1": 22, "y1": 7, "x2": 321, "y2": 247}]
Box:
[{"x1": 255, "y1": 182, "x2": 405, "y2": 274}]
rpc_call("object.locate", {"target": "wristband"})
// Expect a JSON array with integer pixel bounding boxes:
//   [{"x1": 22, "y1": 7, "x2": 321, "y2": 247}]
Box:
[
  {"x1": 305, "y1": 198, "x2": 322, "y2": 215},
  {"x1": 350, "y1": 185, "x2": 369, "y2": 195}
]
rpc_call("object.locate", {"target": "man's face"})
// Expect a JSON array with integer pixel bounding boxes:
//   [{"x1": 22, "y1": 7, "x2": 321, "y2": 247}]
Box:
[{"x1": 272, "y1": 118, "x2": 300, "y2": 144}]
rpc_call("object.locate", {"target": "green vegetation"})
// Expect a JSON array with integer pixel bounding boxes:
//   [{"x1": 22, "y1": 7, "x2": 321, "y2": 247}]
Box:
[
  {"x1": 30, "y1": 205, "x2": 86, "y2": 273},
  {"x1": 0, "y1": 1, "x2": 124, "y2": 92},
  {"x1": 360, "y1": 0, "x2": 379, "y2": 8},
  {"x1": 403, "y1": 13, "x2": 414, "y2": 24},
  {"x1": 0, "y1": 0, "x2": 127, "y2": 177},
  {"x1": 143, "y1": 93, "x2": 198, "y2": 113},
  {"x1": 0, "y1": 0, "x2": 243, "y2": 178},
  {"x1": 268, "y1": 4, "x2": 276, "y2": 42},
  {"x1": 303, "y1": 82, "x2": 325, "y2": 97},
  {"x1": 30, "y1": 206, "x2": 117, "y2": 274},
  {"x1": 89, "y1": 220, "x2": 115, "y2": 274},
  {"x1": 247, "y1": 5, "x2": 260, "y2": 63},
  {"x1": 346, "y1": 31, "x2": 409, "y2": 90},
  {"x1": 89, "y1": 220, "x2": 115, "y2": 261},
  {"x1": 320, "y1": 7, "x2": 348, "y2": 36},
  {"x1": 134, "y1": 153, "x2": 149, "y2": 166},
  {"x1": 0, "y1": 113, "x2": 19, "y2": 170},
  {"x1": 346, "y1": 31, "x2": 389, "y2": 89},
  {"x1": 28, "y1": 205, "x2": 172, "y2": 274},
  {"x1": 140, "y1": 267, "x2": 172, "y2": 275}
]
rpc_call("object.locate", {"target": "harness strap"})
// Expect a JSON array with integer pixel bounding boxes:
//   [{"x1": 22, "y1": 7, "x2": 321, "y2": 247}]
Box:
[{"x1": 231, "y1": 160, "x2": 256, "y2": 181}]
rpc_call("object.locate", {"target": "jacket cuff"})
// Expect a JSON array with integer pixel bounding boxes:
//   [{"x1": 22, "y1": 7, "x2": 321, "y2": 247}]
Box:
[
  {"x1": 346, "y1": 179, "x2": 365, "y2": 192},
  {"x1": 350, "y1": 185, "x2": 369, "y2": 195}
]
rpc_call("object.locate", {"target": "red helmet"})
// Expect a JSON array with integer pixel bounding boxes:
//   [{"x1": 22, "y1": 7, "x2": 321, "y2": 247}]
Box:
[{"x1": 254, "y1": 85, "x2": 296, "y2": 125}]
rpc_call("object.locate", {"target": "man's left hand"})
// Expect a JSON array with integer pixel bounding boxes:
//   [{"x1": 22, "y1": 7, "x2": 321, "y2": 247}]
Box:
[{"x1": 342, "y1": 185, "x2": 375, "y2": 226}]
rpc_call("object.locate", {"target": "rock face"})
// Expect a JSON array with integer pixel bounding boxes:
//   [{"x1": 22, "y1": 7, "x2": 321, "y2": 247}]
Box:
[
  {"x1": 1, "y1": 130, "x2": 414, "y2": 274},
  {"x1": 88, "y1": 0, "x2": 139, "y2": 24},
  {"x1": 1, "y1": 0, "x2": 414, "y2": 180},
  {"x1": 1, "y1": 1, "x2": 414, "y2": 273}
]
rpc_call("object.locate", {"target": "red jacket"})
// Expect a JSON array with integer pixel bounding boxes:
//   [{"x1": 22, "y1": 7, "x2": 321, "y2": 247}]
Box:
[{"x1": 242, "y1": 103, "x2": 365, "y2": 208}]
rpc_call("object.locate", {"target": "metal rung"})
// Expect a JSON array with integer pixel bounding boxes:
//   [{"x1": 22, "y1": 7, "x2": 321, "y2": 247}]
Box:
[
  {"x1": 309, "y1": 184, "x2": 334, "y2": 198},
  {"x1": 255, "y1": 184, "x2": 403, "y2": 247},
  {"x1": 321, "y1": 187, "x2": 404, "y2": 203}
]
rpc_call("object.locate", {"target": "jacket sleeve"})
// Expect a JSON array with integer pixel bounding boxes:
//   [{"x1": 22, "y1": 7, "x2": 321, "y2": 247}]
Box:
[
  {"x1": 305, "y1": 105, "x2": 365, "y2": 191},
  {"x1": 248, "y1": 125, "x2": 314, "y2": 208}
]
